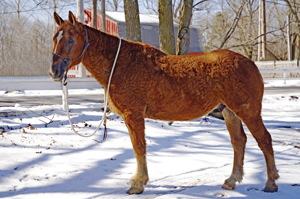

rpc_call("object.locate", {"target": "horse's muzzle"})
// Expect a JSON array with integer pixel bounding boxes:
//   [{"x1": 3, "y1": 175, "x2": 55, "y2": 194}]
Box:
[{"x1": 49, "y1": 61, "x2": 68, "y2": 82}]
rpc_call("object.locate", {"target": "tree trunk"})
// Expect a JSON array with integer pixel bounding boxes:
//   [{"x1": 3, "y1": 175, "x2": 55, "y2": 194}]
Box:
[
  {"x1": 158, "y1": 0, "x2": 175, "y2": 54},
  {"x1": 176, "y1": 0, "x2": 193, "y2": 55},
  {"x1": 77, "y1": 0, "x2": 84, "y2": 23},
  {"x1": 113, "y1": 0, "x2": 119, "y2": 11},
  {"x1": 53, "y1": 0, "x2": 57, "y2": 36},
  {"x1": 77, "y1": 0, "x2": 85, "y2": 77},
  {"x1": 173, "y1": 0, "x2": 183, "y2": 19},
  {"x1": 17, "y1": 0, "x2": 20, "y2": 19},
  {"x1": 261, "y1": 0, "x2": 267, "y2": 60},
  {"x1": 101, "y1": 0, "x2": 106, "y2": 32},
  {"x1": 283, "y1": 0, "x2": 300, "y2": 60},
  {"x1": 294, "y1": 35, "x2": 300, "y2": 60},
  {"x1": 124, "y1": 0, "x2": 142, "y2": 42},
  {"x1": 91, "y1": 0, "x2": 97, "y2": 28}
]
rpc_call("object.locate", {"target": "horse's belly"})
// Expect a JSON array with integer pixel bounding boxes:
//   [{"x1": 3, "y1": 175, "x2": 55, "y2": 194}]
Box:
[{"x1": 145, "y1": 96, "x2": 219, "y2": 121}]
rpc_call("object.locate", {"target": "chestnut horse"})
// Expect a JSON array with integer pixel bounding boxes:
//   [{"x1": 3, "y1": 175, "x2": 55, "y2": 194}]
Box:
[{"x1": 49, "y1": 11, "x2": 279, "y2": 194}]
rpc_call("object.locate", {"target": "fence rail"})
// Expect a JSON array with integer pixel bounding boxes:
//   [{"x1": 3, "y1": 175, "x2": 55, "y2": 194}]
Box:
[{"x1": 0, "y1": 76, "x2": 100, "y2": 91}]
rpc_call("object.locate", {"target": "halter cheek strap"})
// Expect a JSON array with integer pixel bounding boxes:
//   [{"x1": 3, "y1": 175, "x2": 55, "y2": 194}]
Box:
[{"x1": 52, "y1": 28, "x2": 90, "y2": 65}]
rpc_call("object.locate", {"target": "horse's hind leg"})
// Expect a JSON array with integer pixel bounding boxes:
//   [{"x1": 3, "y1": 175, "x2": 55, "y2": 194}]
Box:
[
  {"x1": 242, "y1": 116, "x2": 279, "y2": 192},
  {"x1": 222, "y1": 107, "x2": 247, "y2": 190},
  {"x1": 123, "y1": 113, "x2": 149, "y2": 195}
]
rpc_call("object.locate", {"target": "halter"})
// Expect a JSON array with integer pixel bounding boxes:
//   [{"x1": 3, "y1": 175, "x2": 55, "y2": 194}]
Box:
[{"x1": 52, "y1": 28, "x2": 90, "y2": 66}]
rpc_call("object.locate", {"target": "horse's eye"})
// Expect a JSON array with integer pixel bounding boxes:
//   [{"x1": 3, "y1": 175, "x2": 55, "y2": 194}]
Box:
[{"x1": 68, "y1": 39, "x2": 74, "y2": 44}]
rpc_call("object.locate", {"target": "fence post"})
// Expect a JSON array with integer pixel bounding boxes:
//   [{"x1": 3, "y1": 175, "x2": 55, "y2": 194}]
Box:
[
  {"x1": 272, "y1": 60, "x2": 276, "y2": 78},
  {"x1": 283, "y1": 71, "x2": 287, "y2": 84}
]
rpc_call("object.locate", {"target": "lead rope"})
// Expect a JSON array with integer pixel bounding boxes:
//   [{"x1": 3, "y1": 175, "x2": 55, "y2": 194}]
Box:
[{"x1": 63, "y1": 37, "x2": 122, "y2": 140}]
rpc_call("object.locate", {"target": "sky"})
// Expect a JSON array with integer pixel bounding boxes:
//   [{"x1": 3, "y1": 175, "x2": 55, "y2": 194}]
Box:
[{"x1": 0, "y1": 0, "x2": 154, "y2": 24}]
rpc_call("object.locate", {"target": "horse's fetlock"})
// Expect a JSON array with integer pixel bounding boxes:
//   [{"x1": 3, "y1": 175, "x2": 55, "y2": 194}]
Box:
[
  {"x1": 128, "y1": 175, "x2": 145, "y2": 195},
  {"x1": 232, "y1": 171, "x2": 244, "y2": 183},
  {"x1": 129, "y1": 172, "x2": 148, "y2": 186}
]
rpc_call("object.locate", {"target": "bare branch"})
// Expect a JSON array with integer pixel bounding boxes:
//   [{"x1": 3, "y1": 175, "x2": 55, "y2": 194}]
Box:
[
  {"x1": 193, "y1": 0, "x2": 210, "y2": 8},
  {"x1": 219, "y1": 1, "x2": 245, "y2": 49},
  {"x1": 227, "y1": 24, "x2": 287, "y2": 49},
  {"x1": 26, "y1": 108, "x2": 56, "y2": 127}
]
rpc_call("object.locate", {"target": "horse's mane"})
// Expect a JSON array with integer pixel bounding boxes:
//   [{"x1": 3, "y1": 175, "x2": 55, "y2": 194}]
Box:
[{"x1": 84, "y1": 24, "x2": 165, "y2": 56}]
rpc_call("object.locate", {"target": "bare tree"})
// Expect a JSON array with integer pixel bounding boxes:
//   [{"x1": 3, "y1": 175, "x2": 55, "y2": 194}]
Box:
[
  {"x1": 176, "y1": 0, "x2": 193, "y2": 55},
  {"x1": 16, "y1": 0, "x2": 20, "y2": 19},
  {"x1": 143, "y1": 0, "x2": 184, "y2": 18},
  {"x1": 101, "y1": 0, "x2": 106, "y2": 32},
  {"x1": 198, "y1": 1, "x2": 261, "y2": 59},
  {"x1": 172, "y1": 0, "x2": 183, "y2": 19},
  {"x1": 219, "y1": 1, "x2": 245, "y2": 49},
  {"x1": 283, "y1": 0, "x2": 300, "y2": 60},
  {"x1": 33, "y1": 0, "x2": 70, "y2": 35},
  {"x1": 175, "y1": 0, "x2": 210, "y2": 55},
  {"x1": 107, "y1": 0, "x2": 122, "y2": 11},
  {"x1": 124, "y1": 0, "x2": 142, "y2": 42},
  {"x1": 158, "y1": 0, "x2": 175, "y2": 54},
  {"x1": 92, "y1": 0, "x2": 97, "y2": 28},
  {"x1": 1, "y1": 15, "x2": 52, "y2": 76}
]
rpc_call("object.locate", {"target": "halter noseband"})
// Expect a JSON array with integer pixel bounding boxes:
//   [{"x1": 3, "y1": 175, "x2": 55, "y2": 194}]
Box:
[{"x1": 52, "y1": 28, "x2": 90, "y2": 65}]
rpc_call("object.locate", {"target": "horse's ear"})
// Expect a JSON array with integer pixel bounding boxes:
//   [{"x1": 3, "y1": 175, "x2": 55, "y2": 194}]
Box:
[
  {"x1": 54, "y1": 12, "x2": 64, "y2": 26},
  {"x1": 68, "y1": 11, "x2": 77, "y2": 26}
]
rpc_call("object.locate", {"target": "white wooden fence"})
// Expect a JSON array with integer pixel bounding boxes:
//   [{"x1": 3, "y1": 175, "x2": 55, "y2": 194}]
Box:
[
  {"x1": 0, "y1": 76, "x2": 100, "y2": 91},
  {"x1": 255, "y1": 60, "x2": 299, "y2": 84},
  {"x1": 0, "y1": 77, "x2": 101, "y2": 111}
]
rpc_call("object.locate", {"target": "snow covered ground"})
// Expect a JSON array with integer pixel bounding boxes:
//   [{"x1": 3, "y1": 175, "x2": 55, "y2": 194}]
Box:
[{"x1": 0, "y1": 79, "x2": 300, "y2": 199}]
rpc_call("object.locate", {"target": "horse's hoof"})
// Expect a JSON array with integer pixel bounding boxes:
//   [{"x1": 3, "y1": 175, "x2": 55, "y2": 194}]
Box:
[
  {"x1": 263, "y1": 186, "x2": 278, "y2": 193},
  {"x1": 222, "y1": 183, "x2": 234, "y2": 190},
  {"x1": 127, "y1": 187, "x2": 144, "y2": 195},
  {"x1": 222, "y1": 178, "x2": 236, "y2": 190}
]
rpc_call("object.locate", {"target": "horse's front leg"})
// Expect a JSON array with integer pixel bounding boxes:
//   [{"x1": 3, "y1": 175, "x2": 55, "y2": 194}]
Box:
[{"x1": 123, "y1": 112, "x2": 148, "y2": 194}]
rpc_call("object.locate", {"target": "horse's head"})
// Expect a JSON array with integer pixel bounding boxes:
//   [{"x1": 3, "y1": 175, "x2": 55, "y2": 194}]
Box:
[{"x1": 49, "y1": 11, "x2": 88, "y2": 81}]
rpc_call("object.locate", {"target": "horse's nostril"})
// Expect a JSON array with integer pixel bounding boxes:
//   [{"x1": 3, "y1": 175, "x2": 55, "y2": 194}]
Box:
[
  {"x1": 49, "y1": 65, "x2": 58, "y2": 78},
  {"x1": 54, "y1": 68, "x2": 59, "y2": 77}
]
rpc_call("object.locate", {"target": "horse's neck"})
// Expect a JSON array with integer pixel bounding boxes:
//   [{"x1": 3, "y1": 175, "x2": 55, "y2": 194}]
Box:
[{"x1": 82, "y1": 28, "x2": 119, "y2": 87}]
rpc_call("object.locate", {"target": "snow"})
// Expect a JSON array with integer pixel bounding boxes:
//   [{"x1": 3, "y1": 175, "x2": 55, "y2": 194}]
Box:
[
  {"x1": 105, "y1": 11, "x2": 163, "y2": 24},
  {"x1": 0, "y1": 79, "x2": 300, "y2": 198},
  {"x1": 263, "y1": 79, "x2": 300, "y2": 87},
  {"x1": 0, "y1": 89, "x2": 104, "y2": 98}
]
